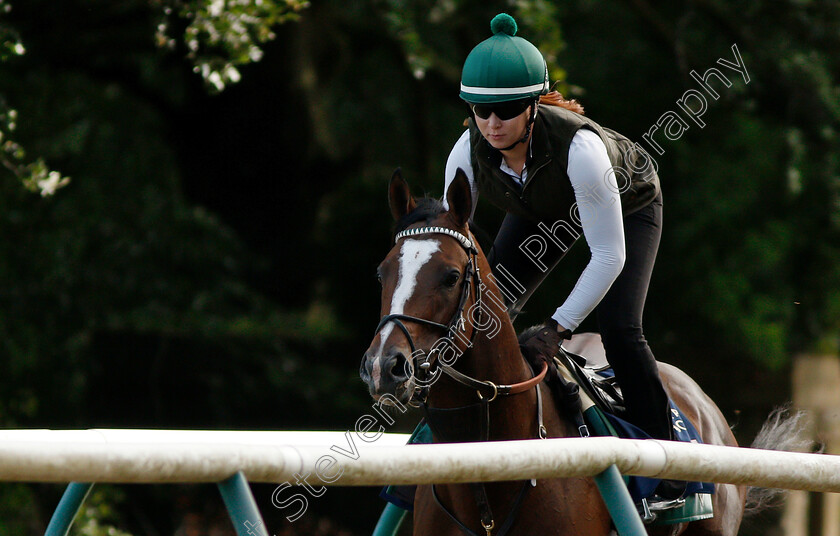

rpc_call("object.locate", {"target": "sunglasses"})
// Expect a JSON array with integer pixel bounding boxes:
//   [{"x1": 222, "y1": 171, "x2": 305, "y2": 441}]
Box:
[{"x1": 471, "y1": 99, "x2": 533, "y2": 120}]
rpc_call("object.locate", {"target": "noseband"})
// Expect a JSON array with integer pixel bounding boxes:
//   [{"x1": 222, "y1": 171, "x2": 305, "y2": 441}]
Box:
[{"x1": 374, "y1": 225, "x2": 547, "y2": 406}]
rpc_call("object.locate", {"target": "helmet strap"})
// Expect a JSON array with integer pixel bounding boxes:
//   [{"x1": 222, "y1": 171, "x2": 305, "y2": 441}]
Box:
[{"x1": 496, "y1": 100, "x2": 538, "y2": 152}]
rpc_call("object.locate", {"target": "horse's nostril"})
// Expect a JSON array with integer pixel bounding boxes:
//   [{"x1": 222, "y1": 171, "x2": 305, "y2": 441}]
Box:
[
  {"x1": 389, "y1": 352, "x2": 409, "y2": 380},
  {"x1": 360, "y1": 353, "x2": 372, "y2": 381}
]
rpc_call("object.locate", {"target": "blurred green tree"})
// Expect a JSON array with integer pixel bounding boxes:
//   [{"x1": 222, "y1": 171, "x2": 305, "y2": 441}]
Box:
[{"x1": 0, "y1": 0, "x2": 837, "y2": 533}]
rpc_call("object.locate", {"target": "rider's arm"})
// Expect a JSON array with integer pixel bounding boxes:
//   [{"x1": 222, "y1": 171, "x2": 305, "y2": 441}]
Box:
[
  {"x1": 443, "y1": 129, "x2": 479, "y2": 221},
  {"x1": 551, "y1": 128, "x2": 626, "y2": 332}
]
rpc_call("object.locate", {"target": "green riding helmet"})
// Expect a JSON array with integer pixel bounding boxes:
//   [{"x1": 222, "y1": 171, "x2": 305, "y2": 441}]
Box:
[{"x1": 460, "y1": 13, "x2": 550, "y2": 104}]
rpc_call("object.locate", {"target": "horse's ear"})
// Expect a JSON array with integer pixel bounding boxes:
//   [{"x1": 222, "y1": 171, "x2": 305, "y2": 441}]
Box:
[
  {"x1": 446, "y1": 168, "x2": 472, "y2": 227},
  {"x1": 388, "y1": 168, "x2": 416, "y2": 221}
]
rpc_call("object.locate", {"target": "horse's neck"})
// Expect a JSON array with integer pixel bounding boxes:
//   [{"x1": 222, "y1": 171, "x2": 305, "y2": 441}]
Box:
[
  {"x1": 471, "y1": 314, "x2": 526, "y2": 384},
  {"x1": 468, "y1": 264, "x2": 532, "y2": 387},
  {"x1": 428, "y1": 318, "x2": 523, "y2": 401},
  {"x1": 448, "y1": 289, "x2": 547, "y2": 434},
  {"x1": 462, "y1": 268, "x2": 577, "y2": 440}
]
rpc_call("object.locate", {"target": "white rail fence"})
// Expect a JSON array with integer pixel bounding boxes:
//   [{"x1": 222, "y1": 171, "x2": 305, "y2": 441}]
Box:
[{"x1": 0, "y1": 430, "x2": 838, "y2": 492}]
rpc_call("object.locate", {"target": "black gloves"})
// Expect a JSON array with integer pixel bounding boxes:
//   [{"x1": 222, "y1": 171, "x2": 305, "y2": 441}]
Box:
[{"x1": 519, "y1": 318, "x2": 566, "y2": 371}]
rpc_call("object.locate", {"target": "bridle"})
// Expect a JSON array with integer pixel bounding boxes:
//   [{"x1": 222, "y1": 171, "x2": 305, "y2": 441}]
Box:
[
  {"x1": 373, "y1": 224, "x2": 548, "y2": 407},
  {"x1": 373, "y1": 223, "x2": 549, "y2": 536}
]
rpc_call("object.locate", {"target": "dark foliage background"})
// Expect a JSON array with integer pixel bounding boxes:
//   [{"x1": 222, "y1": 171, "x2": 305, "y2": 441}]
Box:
[{"x1": 0, "y1": 0, "x2": 837, "y2": 534}]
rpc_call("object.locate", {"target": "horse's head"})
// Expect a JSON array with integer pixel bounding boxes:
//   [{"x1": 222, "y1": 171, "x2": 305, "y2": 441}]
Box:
[{"x1": 360, "y1": 168, "x2": 479, "y2": 405}]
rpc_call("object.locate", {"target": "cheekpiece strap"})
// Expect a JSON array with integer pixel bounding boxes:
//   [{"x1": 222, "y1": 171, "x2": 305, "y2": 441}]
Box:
[{"x1": 395, "y1": 226, "x2": 474, "y2": 251}]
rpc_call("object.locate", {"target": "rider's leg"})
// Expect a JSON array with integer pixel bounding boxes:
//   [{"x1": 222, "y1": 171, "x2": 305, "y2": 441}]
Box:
[
  {"x1": 487, "y1": 195, "x2": 670, "y2": 440},
  {"x1": 489, "y1": 196, "x2": 683, "y2": 499},
  {"x1": 594, "y1": 193, "x2": 686, "y2": 500},
  {"x1": 594, "y1": 193, "x2": 671, "y2": 441}
]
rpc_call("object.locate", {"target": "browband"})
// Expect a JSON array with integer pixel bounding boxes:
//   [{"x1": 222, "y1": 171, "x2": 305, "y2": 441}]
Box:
[{"x1": 394, "y1": 226, "x2": 474, "y2": 250}]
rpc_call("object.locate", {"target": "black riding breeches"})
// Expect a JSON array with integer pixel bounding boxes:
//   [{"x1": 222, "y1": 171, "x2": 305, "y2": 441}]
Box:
[{"x1": 486, "y1": 193, "x2": 671, "y2": 440}]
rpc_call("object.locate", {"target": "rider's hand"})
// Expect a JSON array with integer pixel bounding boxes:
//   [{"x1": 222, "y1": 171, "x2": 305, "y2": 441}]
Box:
[
  {"x1": 519, "y1": 319, "x2": 564, "y2": 370},
  {"x1": 555, "y1": 322, "x2": 572, "y2": 341}
]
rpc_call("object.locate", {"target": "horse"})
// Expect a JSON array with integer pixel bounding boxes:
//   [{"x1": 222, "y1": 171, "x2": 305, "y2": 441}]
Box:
[{"x1": 360, "y1": 168, "x2": 793, "y2": 536}]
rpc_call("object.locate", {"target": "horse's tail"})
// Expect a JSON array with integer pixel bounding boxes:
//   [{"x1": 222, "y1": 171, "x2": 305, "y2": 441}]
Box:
[{"x1": 744, "y1": 405, "x2": 815, "y2": 515}]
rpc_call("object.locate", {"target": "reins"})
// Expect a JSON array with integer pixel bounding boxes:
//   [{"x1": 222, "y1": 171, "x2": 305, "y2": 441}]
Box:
[{"x1": 441, "y1": 360, "x2": 548, "y2": 403}]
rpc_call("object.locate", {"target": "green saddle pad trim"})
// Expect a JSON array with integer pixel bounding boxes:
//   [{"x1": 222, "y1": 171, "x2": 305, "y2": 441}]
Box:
[
  {"x1": 656, "y1": 493, "x2": 715, "y2": 525},
  {"x1": 583, "y1": 406, "x2": 714, "y2": 525},
  {"x1": 379, "y1": 422, "x2": 433, "y2": 510},
  {"x1": 583, "y1": 405, "x2": 621, "y2": 436},
  {"x1": 584, "y1": 406, "x2": 630, "y2": 487},
  {"x1": 407, "y1": 420, "x2": 434, "y2": 444}
]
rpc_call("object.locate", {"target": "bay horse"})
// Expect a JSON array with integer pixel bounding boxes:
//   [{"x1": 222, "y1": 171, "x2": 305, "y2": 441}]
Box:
[{"x1": 360, "y1": 169, "x2": 787, "y2": 536}]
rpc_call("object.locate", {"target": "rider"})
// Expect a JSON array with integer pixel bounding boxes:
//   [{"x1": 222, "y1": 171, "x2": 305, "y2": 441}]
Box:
[{"x1": 444, "y1": 13, "x2": 683, "y2": 500}]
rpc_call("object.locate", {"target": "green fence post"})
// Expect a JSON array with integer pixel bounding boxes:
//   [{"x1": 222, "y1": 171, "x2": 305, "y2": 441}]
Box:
[
  {"x1": 593, "y1": 464, "x2": 648, "y2": 536},
  {"x1": 583, "y1": 406, "x2": 647, "y2": 535},
  {"x1": 44, "y1": 482, "x2": 94, "y2": 536},
  {"x1": 217, "y1": 472, "x2": 270, "y2": 536},
  {"x1": 372, "y1": 503, "x2": 408, "y2": 536}
]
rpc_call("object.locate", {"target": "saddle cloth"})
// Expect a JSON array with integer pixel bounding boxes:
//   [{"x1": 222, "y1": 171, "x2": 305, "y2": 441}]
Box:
[{"x1": 557, "y1": 346, "x2": 715, "y2": 524}]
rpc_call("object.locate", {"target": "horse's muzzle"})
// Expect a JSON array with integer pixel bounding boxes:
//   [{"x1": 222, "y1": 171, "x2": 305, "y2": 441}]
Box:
[{"x1": 360, "y1": 348, "x2": 412, "y2": 400}]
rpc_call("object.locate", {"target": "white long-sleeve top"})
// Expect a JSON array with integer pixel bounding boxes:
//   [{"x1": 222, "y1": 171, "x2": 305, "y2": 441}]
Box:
[{"x1": 443, "y1": 127, "x2": 626, "y2": 331}]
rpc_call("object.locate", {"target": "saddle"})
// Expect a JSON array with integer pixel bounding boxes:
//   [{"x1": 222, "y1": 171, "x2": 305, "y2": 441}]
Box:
[
  {"x1": 547, "y1": 338, "x2": 715, "y2": 525},
  {"x1": 554, "y1": 345, "x2": 626, "y2": 416}
]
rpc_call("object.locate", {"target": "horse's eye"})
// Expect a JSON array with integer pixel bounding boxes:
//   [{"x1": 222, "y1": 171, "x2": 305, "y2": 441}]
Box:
[
  {"x1": 442, "y1": 270, "x2": 460, "y2": 288},
  {"x1": 376, "y1": 271, "x2": 383, "y2": 285}
]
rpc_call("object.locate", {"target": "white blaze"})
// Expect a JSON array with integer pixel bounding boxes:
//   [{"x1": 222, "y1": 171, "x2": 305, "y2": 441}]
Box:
[{"x1": 373, "y1": 239, "x2": 440, "y2": 389}]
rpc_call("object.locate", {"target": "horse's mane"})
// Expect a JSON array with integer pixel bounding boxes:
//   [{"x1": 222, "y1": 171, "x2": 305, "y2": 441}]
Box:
[
  {"x1": 394, "y1": 197, "x2": 446, "y2": 236},
  {"x1": 517, "y1": 324, "x2": 546, "y2": 344}
]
